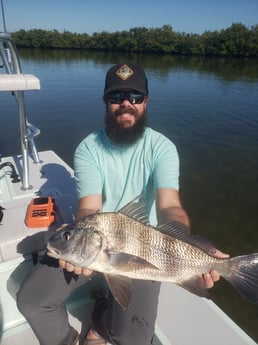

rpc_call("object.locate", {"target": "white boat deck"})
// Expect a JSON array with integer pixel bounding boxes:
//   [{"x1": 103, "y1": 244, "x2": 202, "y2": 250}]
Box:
[
  {"x1": 0, "y1": 151, "x2": 257, "y2": 345},
  {"x1": 0, "y1": 151, "x2": 77, "y2": 262}
]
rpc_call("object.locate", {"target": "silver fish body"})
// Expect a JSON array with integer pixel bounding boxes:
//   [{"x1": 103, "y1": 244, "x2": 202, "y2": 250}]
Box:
[{"x1": 47, "y1": 196, "x2": 258, "y2": 309}]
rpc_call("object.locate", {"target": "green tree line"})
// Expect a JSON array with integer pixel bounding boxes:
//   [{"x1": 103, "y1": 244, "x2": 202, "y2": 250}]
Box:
[{"x1": 11, "y1": 23, "x2": 258, "y2": 57}]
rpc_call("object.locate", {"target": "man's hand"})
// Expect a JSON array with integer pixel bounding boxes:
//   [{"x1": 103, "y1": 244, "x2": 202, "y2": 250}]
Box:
[
  {"x1": 59, "y1": 259, "x2": 93, "y2": 276},
  {"x1": 202, "y1": 249, "x2": 229, "y2": 288}
]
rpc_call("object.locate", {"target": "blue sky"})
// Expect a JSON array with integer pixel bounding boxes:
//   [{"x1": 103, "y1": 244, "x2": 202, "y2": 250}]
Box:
[{"x1": 2, "y1": 0, "x2": 258, "y2": 35}]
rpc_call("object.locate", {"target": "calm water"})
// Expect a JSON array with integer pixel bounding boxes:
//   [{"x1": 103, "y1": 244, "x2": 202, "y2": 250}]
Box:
[{"x1": 1, "y1": 49, "x2": 258, "y2": 341}]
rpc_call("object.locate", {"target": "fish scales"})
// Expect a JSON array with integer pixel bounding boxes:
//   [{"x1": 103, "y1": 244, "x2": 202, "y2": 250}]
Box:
[{"x1": 80, "y1": 212, "x2": 225, "y2": 281}]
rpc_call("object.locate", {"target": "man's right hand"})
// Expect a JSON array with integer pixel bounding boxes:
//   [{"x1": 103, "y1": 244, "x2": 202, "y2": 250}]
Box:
[{"x1": 59, "y1": 259, "x2": 93, "y2": 276}]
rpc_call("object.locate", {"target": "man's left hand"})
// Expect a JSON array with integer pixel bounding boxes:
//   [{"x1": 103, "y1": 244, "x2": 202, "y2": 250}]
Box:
[{"x1": 202, "y1": 249, "x2": 229, "y2": 288}]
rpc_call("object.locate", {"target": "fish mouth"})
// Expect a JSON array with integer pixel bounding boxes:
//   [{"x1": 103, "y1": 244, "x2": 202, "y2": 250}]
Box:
[{"x1": 46, "y1": 247, "x2": 61, "y2": 259}]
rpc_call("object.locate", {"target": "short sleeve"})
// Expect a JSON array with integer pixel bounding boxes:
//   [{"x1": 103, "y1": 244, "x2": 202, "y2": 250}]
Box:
[
  {"x1": 152, "y1": 136, "x2": 179, "y2": 191},
  {"x1": 74, "y1": 140, "x2": 103, "y2": 198}
]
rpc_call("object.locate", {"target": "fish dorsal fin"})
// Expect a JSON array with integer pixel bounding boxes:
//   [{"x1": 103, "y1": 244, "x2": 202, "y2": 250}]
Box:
[
  {"x1": 158, "y1": 221, "x2": 217, "y2": 255},
  {"x1": 119, "y1": 195, "x2": 150, "y2": 225},
  {"x1": 158, "y1": 221, "x2": 191, "y2": 237}
]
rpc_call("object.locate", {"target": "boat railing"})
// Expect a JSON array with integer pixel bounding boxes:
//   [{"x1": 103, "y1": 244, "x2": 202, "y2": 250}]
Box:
[{"x1": 0, "y1": 31, "x2": 41, "y2": 190}]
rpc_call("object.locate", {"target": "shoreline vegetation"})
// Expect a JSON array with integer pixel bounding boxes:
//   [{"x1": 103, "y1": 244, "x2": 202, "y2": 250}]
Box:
[{"x1": 11, "y1": 23, "x2": 258, "y2": 57}]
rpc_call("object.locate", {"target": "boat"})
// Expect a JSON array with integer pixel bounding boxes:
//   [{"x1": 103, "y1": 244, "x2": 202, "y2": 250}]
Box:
[{"x1": 0, "y1": 4, "x2": 257, "y2": 345}]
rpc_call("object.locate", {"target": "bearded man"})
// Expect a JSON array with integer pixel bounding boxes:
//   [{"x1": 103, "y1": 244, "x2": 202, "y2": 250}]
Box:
[{"x1": 17, "y1": 63, "x2": 227, "y2": 345}]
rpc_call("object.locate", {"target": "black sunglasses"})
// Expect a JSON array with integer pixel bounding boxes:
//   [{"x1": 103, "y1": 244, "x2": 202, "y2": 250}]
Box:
[{"x1": 107, "y1": 91, "x2": 145, "y2": 104}]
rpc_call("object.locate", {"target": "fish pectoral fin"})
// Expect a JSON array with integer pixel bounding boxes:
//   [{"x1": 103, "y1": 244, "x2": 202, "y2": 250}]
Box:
[
  {"x1": 109, "y1": 252, "x2": 159, "y2": 272},
  {"x1": 104, "y1": 274, "x2": 132, "y2": 310},
  {"x1": 178, "y1": 275, "x2": 210, "y2": 299}
]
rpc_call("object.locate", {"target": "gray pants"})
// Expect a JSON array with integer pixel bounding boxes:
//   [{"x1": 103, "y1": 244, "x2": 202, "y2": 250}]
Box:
[{"x1": 17, "y1": 255, "x2": 160, "y2": 345}]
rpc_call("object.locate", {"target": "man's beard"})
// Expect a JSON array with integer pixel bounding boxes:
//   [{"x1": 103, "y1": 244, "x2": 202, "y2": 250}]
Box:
[{"x1": 105, "y1": 107, "x2": 147, "y2": 145}]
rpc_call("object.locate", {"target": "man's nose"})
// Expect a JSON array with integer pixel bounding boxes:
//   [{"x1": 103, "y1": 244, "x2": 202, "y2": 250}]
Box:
[{"x1": 120, "y1": 98, "x2": 132, "y2": 106}]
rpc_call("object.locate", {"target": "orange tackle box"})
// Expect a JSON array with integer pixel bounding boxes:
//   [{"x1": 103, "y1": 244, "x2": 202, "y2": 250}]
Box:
[{"x1": 25, "y1": 196, "x2": 55, "y2": 228}]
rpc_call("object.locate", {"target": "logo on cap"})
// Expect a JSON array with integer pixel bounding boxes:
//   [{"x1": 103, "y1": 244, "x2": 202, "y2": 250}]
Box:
[{"x1": 116, "y1": 64, "x2": 134, "y2": 80}]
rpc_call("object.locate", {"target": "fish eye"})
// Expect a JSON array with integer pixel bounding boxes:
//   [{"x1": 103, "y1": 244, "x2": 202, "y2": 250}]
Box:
[{"x1": 62, "y1": 231, "x2": 71, "y2": 241}]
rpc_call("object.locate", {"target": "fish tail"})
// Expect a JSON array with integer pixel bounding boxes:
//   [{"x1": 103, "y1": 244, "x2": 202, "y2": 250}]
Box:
[{"x1": 223, "y1": 253, "x2": 258, "y2": 304}]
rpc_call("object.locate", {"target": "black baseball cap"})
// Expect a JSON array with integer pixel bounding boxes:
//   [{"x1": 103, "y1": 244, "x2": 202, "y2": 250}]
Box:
[{"x1": 104, "y1": 63, "x2": 148, "y2": 96}]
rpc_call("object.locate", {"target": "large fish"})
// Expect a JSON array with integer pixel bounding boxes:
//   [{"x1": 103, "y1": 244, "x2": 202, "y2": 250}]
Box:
[{"x1": 47, "y1": 196, "x2": 258, "y2": 309}]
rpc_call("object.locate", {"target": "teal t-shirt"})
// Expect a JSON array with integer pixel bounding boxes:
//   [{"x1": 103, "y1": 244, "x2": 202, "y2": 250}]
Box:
[{"x1": 74, "y1": 127, "x2": 179, "y2": 224}]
